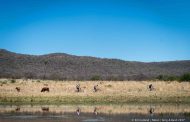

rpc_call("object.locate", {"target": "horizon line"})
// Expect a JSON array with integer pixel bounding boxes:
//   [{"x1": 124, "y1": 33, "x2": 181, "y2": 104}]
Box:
[{"x1": 1, "y1": 48, "x2": 190, "y2": 63}]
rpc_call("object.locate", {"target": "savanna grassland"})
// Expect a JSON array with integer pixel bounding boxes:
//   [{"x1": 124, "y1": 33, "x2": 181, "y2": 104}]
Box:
[{"x1": 0, "y1": 79, "x2": 190, "y2": 104}]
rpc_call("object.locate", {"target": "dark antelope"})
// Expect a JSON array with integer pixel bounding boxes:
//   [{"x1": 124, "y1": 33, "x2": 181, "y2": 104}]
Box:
[
  {"x1": 148, "y1": 84, "x2": 154, "y2": 91},
  {"x1": 94, "y1": 85, "x2": 99, "y2": 92},
  {"x1": 41, "y1": 87, "x2": 49, "y2": 92},
  {"x1": 76, "y1": 84, "x2": 81, "y2": 92},
  {"x1": 15, "y1": 87, "x2": 20, "y2": 92}
]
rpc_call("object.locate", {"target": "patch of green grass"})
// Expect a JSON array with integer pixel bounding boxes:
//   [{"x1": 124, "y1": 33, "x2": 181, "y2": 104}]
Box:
[
  {"x1": 105, "y1": 84, "x2": 112, "y2": 88},
  {"x1": 0, "y1": 80, "x2": 8, "y2": 85},
  {"x1": 0, "y1": 95, "x2": 190, "y2": 105},
  {"x1": 10, "y1": 79, "x2": 16, "y2": 83}
]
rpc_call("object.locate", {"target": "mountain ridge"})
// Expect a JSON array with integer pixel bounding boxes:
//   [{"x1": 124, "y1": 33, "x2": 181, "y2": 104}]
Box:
[{"x1": 0, "y1": 49, "x2": 190, "y2": 81}]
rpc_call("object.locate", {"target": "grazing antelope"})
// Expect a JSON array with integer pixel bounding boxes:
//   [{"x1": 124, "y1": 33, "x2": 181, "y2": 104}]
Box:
[
  {"x1": 41, "y1": 87, "x2": 49, "y2": 92},
  {"x1": 148, "y1": 84, "x2": 154, "y2": 91},
  {"x1": 76, "y1": 84, "x2": 81, "y2": 92},
  {"x1": 15, "y1": 87, "x2": 20, "y2": 92},
  {"x1": 94, "y1": 85, "x2": 98, "y2": 92}
]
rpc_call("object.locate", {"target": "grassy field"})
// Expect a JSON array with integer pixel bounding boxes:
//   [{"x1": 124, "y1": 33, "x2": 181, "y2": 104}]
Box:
[{"x1": 0, "y1": 79, "x2": 190, "y2": 104}]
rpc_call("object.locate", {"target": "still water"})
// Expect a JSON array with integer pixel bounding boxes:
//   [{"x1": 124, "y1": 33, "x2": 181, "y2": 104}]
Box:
[{"x1": 0, "y1": 104, "x2": 189, "y2": 122}]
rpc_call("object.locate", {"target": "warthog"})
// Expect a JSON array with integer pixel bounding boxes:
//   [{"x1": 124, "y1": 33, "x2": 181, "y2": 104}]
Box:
[
  {"x1": 15, "y1": 87, "x2": 20, "y2": 92},
  {"x1": 41, "y1": 87, "x2": 49, "y2": 92}
]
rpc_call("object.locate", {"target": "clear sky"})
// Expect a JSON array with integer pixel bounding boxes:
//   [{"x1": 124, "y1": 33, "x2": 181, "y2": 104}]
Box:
[{"x1": 0, "y1": 0, "x2": 190, "y2": 62}]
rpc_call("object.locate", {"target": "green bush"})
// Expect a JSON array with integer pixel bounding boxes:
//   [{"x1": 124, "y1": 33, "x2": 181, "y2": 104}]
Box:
[
  {"x1": 156, "y1": 75, "x2": 178, "y2": 81},
  {"x1": 10, "y1": 79, "x2": 16, "y2": 83},
  {"x1": 90, "y1": 75, "x2": 101, "y2": 81},
  {"x1": 105, "y1": 84, "x2": 112, "y2": 88},
  {"x1": 157, "y1": 75, "x2": 164, "y2": 80},
  {"x1": 180, "y1": 73, "x2": 190, "y2": 82},
  {"x1": 37, "y1": 80, "x2": 41, "y2": 82},
  {"x1": 167, "y1": 76, "x2": 178, "y2": 81},
  {"x1": 157, "y1": 73, "x2": 190, "y2": 82}
]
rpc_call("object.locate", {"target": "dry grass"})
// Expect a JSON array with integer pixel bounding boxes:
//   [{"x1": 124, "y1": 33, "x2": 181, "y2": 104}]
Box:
[{"x1": 0, "y1": 79, "x2": 190, "y2": 104}]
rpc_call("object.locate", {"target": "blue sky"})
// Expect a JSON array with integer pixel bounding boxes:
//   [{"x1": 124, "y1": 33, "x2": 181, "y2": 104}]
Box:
[{"x1": 0, "y1": 0, "x2": 190, "y2": 62}]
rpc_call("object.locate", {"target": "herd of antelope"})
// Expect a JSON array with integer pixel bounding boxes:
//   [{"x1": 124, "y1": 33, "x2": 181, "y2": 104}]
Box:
[{"x1": 14, "y1": 83, "x2": 154, "y2": 93}]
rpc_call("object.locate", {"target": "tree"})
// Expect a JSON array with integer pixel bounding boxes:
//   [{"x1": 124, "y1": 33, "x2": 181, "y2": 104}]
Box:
[{"x1": 43, "y1": 61, "x2": 48, "y2": 79}]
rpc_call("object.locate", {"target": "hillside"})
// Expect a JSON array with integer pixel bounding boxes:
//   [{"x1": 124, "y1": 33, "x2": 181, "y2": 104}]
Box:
[{"x1": 0, "y1": 49, "x2": 190, "y2": 81}]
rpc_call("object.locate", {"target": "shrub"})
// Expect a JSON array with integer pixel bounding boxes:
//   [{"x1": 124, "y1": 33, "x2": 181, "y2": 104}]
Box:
[
  {"x1": 105, "y1": 84, "x2": 112, "y2": 88},
  {"x1": 157, "y1": 75, "x2": 164, "y2": 80},
  {"x1": 156, "y1": 75, "x2": 178, "y2": 81},
  {"x1": 180, "y1": 73, "x2": 190, "y2": 82},
  {"x1": 90, "y1": 75, "x2": 101, "y2": 81},
  {"x1": 166, "y1": 76, "x2": 178, "y2": 81},
  {"x1": 10, "y1": 79, "x2": 16, "y2": 83},
  {"x1": 156, "y1": 73, "x2": 190, "y2": 82},
  {"x1": 1, "y1": 81, "x2": 7, "y2": 85}
]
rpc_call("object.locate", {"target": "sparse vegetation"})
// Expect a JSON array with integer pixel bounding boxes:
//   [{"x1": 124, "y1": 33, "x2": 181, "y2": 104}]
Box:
[
  {"x1": 90, "y1": 75, "x2": 101, "y2": 81},
  {"x1": 0, "y1": 79, "x2": 190, "y2": 104},
  {"x1": 1, "y1": 49, "x2": 190, "y2": 81},
  {"x1": 10, "y1": 79, "x2": 16, "y2": 83},
  {"x1": 37, "y1": 80, "x2": 41, "y2": 83},
  {"x1": 105, "y1": 84, "x2": 112, "y2": 88},
  {"x1": 156, "y1": 73, "x2": 190, "y2": 82},
  {"x1": 180, "y1": 73, "x2": 190, "y2": 82}
]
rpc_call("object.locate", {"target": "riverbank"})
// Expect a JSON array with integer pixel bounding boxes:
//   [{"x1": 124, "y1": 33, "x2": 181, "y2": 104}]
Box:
[
  {"x1": 1, "y1": 95, "x2": 190, "y2": 105},
  {"x1": 0, "y1": 79, "x2": 190, "y2": 104},
  {"x1": 1, "y1": 104, "x2": 190, "y2": 114}
]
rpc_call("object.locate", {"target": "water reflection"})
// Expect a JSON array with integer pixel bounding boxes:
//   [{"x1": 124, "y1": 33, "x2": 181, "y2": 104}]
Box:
[
  {"x1": 93, "y1": 107, "x2": 98, "y2": 115},
  {"x1": 148, "y1": 106, "x2": 154, "y2": 116},
  {"x1": 41, "y1": 107, "x2": 49, "y2": 112},
  {"x1": 15, "y1": 106, "x2": 20, "y2": 112},
  {"x1": 76, "y1": 107, "x2": 81, "y2": 116},
  {"x1": 0, "y1": 104, "x2": 189, "y2": 122}
]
